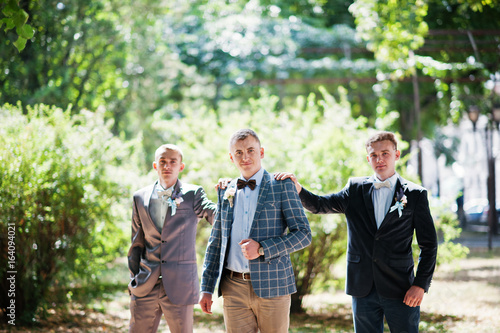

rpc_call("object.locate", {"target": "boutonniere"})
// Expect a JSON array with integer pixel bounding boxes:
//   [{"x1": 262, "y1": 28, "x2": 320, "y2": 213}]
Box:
[
  {"x1": 223, "y1": 187, "x2": 236, "y2": 207},
  {"x1": 171, "y1": 190, "x2": 184, "y2": 207},
  {"x1": 164, "y1": 189, "x2": 183, "y2": 216},
  {"x1": 389, "y1": 188, "x2": 407, "y2": 217}
]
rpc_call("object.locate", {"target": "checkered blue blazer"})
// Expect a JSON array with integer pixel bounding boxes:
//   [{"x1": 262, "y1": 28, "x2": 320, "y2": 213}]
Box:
[{"x1": 200, "y1": 170, "x2": 311, "y2": 299}]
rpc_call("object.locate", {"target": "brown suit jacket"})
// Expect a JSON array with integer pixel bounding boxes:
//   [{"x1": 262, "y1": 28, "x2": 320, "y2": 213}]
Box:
[{"x1": 128, "y1": 180, "x2": 216, "y2": 305}]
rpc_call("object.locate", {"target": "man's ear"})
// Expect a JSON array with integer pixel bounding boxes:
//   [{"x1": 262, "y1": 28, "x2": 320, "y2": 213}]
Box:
[
  {"x1": 260, "y1": 147, "x2": 264, "y2": 159},
  {"x1": 180, "y1": 162, "x2": 185, "y2": 172},
  {"x1": 229, "y1": 152, "x2": 234, "y2": 163},
  {"x1": 153, "y1": 161, "x2": 157, "y2": 170},
  {"x1": 395, "y1": 150, "x2": 401, "y2": 161}
]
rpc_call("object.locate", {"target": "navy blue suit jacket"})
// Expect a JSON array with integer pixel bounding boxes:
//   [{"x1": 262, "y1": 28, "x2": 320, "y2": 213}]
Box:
[{"x1": 299, "y1": 175, "x2": 438, "y2": 299}]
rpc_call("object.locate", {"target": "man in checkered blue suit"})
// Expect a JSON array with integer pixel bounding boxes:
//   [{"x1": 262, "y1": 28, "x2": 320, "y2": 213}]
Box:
[{"x1": 199, "y1": 129, "x2": 311, "y2": 333}]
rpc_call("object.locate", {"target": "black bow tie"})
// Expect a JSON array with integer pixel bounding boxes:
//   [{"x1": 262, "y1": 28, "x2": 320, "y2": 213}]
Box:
[{"x1": 237, "y1": 179, "x2": 257, "y2": 190}]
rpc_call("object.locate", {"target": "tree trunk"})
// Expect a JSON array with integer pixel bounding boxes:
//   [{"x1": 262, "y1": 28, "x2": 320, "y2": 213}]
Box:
[{"x1": 290, "y1": 292, "x2": 305, "y2": 314}]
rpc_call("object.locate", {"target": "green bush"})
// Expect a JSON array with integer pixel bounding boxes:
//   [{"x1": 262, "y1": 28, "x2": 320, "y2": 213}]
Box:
[{"x1": 0, "y1": 103, "x2": 138, "y2": 324}]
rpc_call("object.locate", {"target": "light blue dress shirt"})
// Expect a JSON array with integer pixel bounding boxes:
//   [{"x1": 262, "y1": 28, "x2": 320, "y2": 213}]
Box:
[
  {"x1": 371, "y1": 173, "x2": 398, "y2": 228},
  {"x1": 149, "y1": 182, "x2": 174, "y2": 231},
  {"x1": 225, "y1": 167, "x2": 264, "y2": 273}
]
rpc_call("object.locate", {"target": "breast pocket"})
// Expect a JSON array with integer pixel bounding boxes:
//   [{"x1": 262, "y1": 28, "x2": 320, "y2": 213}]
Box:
[{"x1": 260, "y1": 202, "x2": 281, "y2": 221}]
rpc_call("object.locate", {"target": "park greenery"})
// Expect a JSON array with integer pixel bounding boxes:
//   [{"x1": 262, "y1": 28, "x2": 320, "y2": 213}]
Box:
[{"x1": 1, "y1": 0, "x2": 497, "y2": 326}]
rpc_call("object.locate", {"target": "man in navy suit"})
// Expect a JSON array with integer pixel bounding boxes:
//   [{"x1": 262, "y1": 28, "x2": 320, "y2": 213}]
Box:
[
  {"x1": 199, "y1": 129, "x2": 311, "y2": 333},
  {"x1": 275, "y1": 131, "x2": 438, "y2": 333}
]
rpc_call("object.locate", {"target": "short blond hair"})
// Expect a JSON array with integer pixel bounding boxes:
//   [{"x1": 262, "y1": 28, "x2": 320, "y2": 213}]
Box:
[
  {"x1": 229, "y1": 129, "x2": 261, "y2": 151},
  {"x1": 155, "y1": 144, "x2": 184, "y2": 162}
]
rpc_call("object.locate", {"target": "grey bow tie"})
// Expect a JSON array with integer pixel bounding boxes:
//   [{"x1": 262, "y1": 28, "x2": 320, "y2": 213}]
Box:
[{"x1": 373, "y1": 180, "x2": 391, "y2": 189}]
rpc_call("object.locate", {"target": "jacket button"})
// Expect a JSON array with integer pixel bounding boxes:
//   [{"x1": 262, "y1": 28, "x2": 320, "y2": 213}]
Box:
[
  {"x1": 162, "y1": 240, "x2": 166, "y2": 243},
  {"x1": 161, "y1": 260, "x2": 166, "y2": 263}
]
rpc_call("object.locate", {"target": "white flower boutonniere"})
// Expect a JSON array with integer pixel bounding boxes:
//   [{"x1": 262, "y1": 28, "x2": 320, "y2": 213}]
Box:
[
  {"x1": 390, "y1": 188, "x2": 407, "y2": 217},
  {"x1": 167, "y1": 190, "x2": 183, "y2": 216},
  {"x1": 172, "y1": 190, "x2": 184, "y2": 206},
  {"x1": 223, "y1": 187, "x2": 236, "y2": 207}
]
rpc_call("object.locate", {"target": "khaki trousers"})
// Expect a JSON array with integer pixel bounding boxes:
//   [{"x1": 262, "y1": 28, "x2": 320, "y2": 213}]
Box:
[
  {"x1": 220, "y1": 273, "x2": 291, "y2": 333},
  {"x1": 129, "y1": 279, "x2": 194, "y2": 333}
]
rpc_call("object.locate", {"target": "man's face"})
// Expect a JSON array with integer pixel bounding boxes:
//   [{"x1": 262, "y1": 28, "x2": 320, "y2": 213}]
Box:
[
  {"x1": 153, "y1": 149, "x2": 185, "y2": 188},
  {"x1": 229, "y1": 136, "x2": 264, "y2": 180},
  {"x1": 366, "y1": 140, "x2": 400, "y2": 181}
]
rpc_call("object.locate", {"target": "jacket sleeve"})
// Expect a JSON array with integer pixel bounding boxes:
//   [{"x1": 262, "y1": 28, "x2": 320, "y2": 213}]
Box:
[
  {"x1": 260, "y1": 179, "x2": 312, "y2": 260},
  {"x1": 193, "y1": 186, "x2": 217, "y2": 225},
  {"x1": 127, "y1": 195, "x2": 144, "y2": 277},
  {"x1": 200, "y1": 188, "x2": 224, "y2": 293},
  {"x1": 299, "y1": 181, "x2": 350, "y2": 215},
  {"x1": 412, "y1": 189, "x2": 438, "y2": 292}
]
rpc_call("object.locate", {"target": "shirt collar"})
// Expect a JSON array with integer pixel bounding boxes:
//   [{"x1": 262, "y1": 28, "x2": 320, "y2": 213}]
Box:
[{"x1": 155, "y1": 181, "x2": 175, "y2": 192}]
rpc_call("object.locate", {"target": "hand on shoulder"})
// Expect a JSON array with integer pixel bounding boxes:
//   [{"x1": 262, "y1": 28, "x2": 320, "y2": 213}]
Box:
[
  {"x1": 274, "y1": 172, "x2": 302, "y2": 193},
  {"x1": 215, "y1": 178, "x2": 232, "y2": 190}
]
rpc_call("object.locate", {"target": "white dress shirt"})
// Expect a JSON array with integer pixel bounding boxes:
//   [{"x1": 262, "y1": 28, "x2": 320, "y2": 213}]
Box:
[
  {"x1": 371, "y1": 173, "x2": 398, "y2": 228},
  {"x1": 149, "y1": 182, "x2": 174, "y2": 231},
  {"x1": 226, "y1": 168, "x2": 264, "y2": 273}
]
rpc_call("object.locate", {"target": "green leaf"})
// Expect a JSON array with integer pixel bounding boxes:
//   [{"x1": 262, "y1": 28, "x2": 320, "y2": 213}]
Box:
[
  {"x1": 3, "y1": 17, "x2": 15, "y2": 31},
  {"x1": 13, "y1": 36, "x2": 27, "y2": 52},
  {"x1": 13, "y1": 9, "x2": 29, "y2": 29},
  {"x1": 17, "y1": 23, "x2": 34, "y2": 39},
  {"x1": 2, "y1": 0, "x2": 17, "y2": 17}
]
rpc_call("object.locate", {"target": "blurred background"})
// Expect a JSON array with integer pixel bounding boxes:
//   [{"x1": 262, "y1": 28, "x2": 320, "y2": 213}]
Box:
[{"x1": 1, "y1": 0, "x2": 499, "y2": 330}]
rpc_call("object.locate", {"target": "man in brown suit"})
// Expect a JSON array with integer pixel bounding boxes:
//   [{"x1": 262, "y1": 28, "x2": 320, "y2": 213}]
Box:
[{"x1": 127, "y1": 144, "x2": 216, "y2": 333}]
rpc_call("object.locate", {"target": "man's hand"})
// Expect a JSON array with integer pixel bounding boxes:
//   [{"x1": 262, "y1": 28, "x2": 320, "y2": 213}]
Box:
[
  {"x1": 403, "y1": 286, "x2": 424, "y2": 307},
  {"x1": 239, "y1": 239, "x2": 261, "y2": 260},
  {"x1": 199, "y1": 293, "x2": 214, "y2": 314},
  {"x1": 274, "y1": 172, "x2": 302, "y2": 193},
  {"x1": 215, "y1": 178, "x2": 232, "y2": 190}
]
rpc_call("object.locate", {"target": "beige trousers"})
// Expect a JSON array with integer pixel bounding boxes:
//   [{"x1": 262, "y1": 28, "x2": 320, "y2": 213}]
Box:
[
  {"x1": 129, "y1": 279, "x2": 194, "y2": 333},
  {"x1": 220, "y1": 273, "x2": 291, "y2": 333}
]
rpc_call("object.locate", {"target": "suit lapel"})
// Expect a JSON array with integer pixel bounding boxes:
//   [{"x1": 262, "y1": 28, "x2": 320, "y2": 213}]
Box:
[
  {"x1": 362, "y1": 177, "x2": 378, "y2": 229},
  {"x1": 144, "y1": 182, "x2": 160, "y2": 234},
  {"x1": 378, "y1": 176, "x2": 408, "y2": 229},
  {"x1": 223, "y1": 179, "x2": 238, "y2": 229},
  {"x1": 252, "y1": 170, "x2": 271, "y2": 228},
  {"x1": 174, "y1": 180, "x2": 183, "y2": 195}
]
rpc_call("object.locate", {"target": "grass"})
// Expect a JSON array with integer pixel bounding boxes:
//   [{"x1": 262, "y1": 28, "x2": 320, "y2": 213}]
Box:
[{"x1": 1, "y1": 247, "x2": 499, "y2": 332}]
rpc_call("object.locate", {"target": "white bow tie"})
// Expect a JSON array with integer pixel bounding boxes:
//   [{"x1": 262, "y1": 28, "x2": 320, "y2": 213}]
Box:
[
  {"x1": 157, "y1": 188, "x2": 173, "y2": 198},
  {"x1": 373, "y1": 180, "x2": 391, "y2": 190}
]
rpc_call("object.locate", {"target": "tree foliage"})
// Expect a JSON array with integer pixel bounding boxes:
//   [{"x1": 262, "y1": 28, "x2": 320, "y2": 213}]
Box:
[
  {"x1": 0, "y1": 103, "x2": 139, "y2": 324},
  {"x1": 0, "y1": 0, "x2": 36, "y2": 52}
]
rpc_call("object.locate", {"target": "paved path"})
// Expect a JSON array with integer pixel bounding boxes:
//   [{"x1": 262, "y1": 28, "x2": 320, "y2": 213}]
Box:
[{"x1": 454, "y1": 229, "x2": 500, "y2": 249}]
